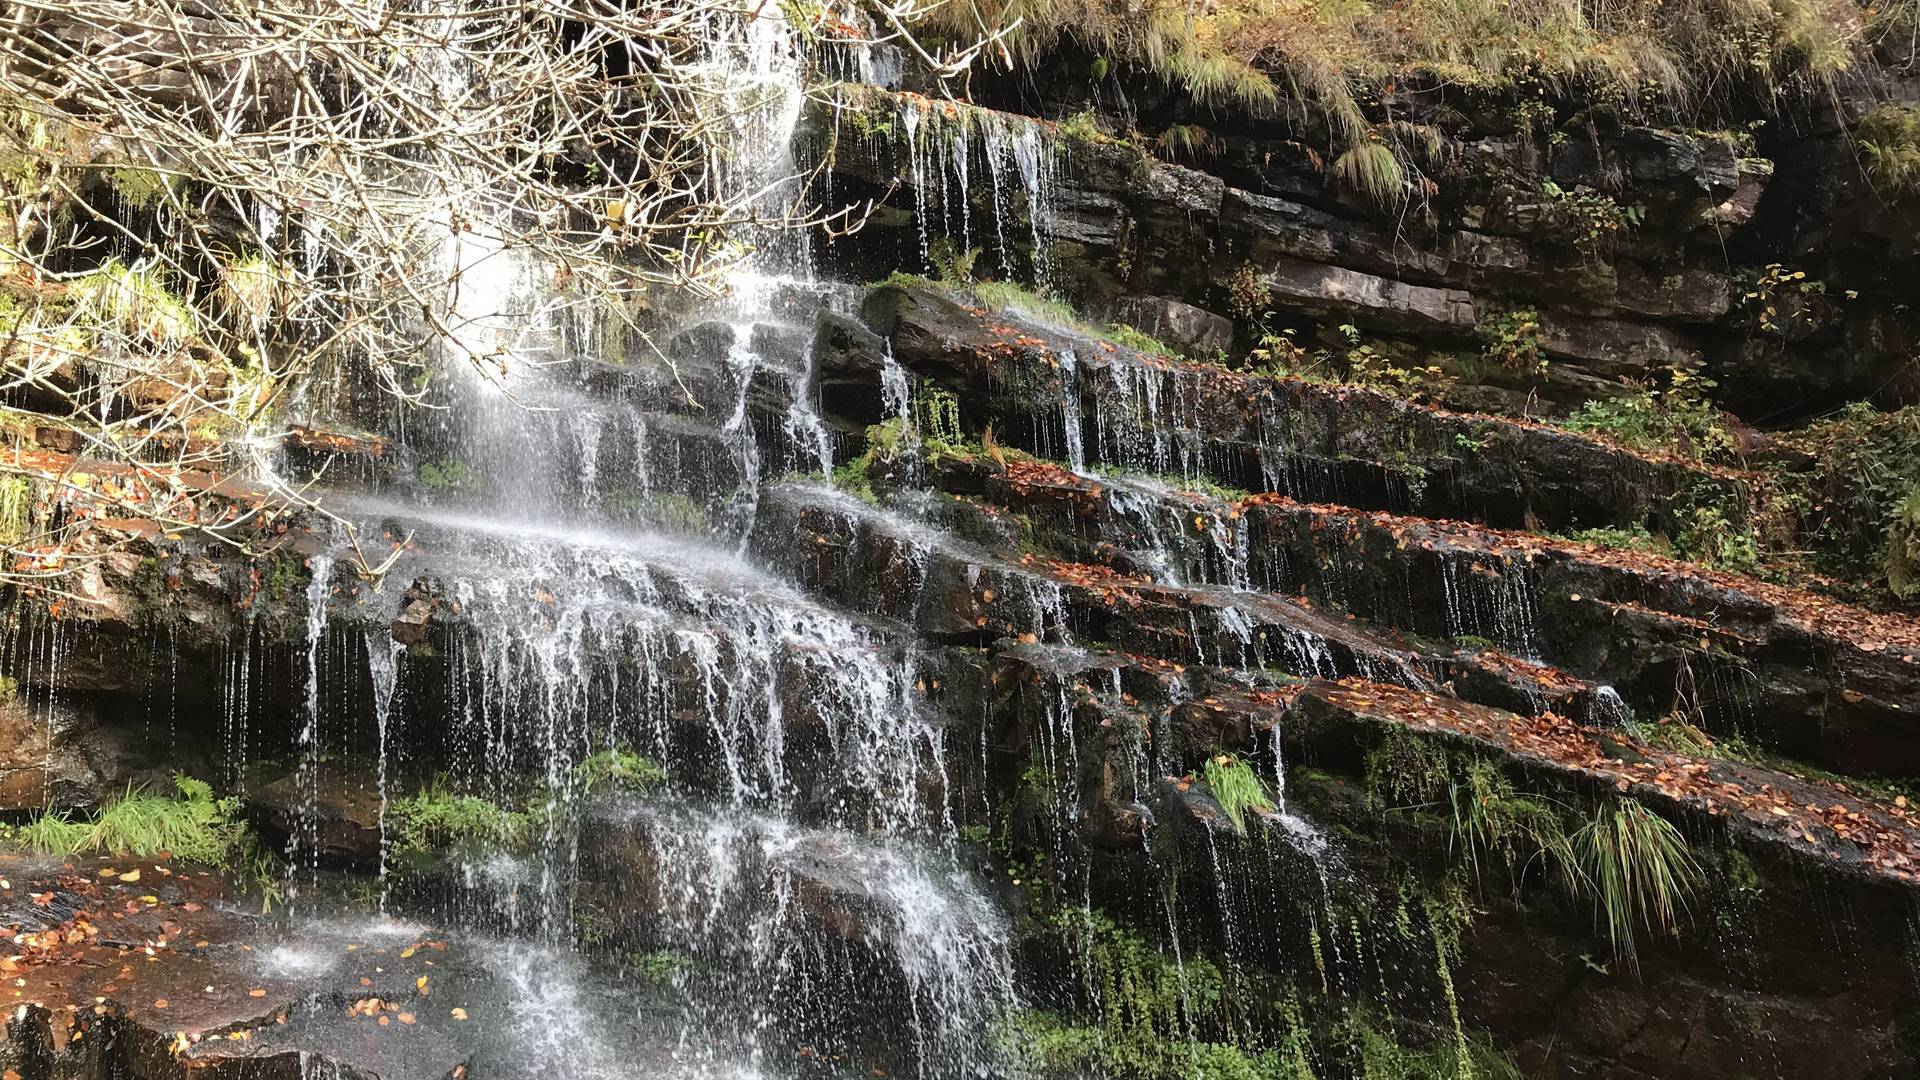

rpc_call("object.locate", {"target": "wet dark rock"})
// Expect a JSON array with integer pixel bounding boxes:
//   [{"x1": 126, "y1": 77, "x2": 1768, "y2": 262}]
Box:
[
  {"x1": 391, "y1": 598, "x2": 434, "y2": 645},
  {"x1": 1274, "y1": 681, "x2": 1920, "y2": 1079},
  {"x1": 845, "y1": 281, "x2": 1749, "y2": 536},
  {"x1": 1256, "y1": 258, "x2": 1478, "y2": 332},
  {"x1": 247, "y1": 765, "x2": 387, "y2": 864},
  {"x1": 0, "y1": 698, "x2": 122, "y2": 811},
  {"x1": 1117, "y1": 296, "x2": 1232, "y2": 357}
]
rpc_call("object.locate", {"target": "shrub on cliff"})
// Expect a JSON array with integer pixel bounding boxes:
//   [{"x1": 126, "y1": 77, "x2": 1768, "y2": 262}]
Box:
[{"x1": 1889, "y1": 490, "x2": 1920, "y2": 600}]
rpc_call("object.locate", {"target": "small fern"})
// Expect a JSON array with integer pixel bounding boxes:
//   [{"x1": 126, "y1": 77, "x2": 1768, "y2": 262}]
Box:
[
  {"x1": 85, "y1": 774, "x2": 252, "y2": 866},
  {"x1": 1202, "y1": 754, "x2": 1273, "y2": 834}
]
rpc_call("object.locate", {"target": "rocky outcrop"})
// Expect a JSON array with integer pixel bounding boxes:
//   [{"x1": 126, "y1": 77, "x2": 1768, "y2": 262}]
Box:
[
  {"x1": 894, "y1": 452, "x2": 1920, "y2": 778},
  {"x1": 818, "y1": 282, "x2": 1751, "y2": 536},
  {"x1": 952, "y1": 632, "x2": 1920, "y2": 1080},
  {"x1": 806, "y1": 85, "x2": 1920, "y2": 415}
]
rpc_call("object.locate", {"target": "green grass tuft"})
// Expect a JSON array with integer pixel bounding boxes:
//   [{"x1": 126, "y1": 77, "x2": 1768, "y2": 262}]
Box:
[
  {"x1": 1572, "y1": 798, "x2": 1702, "y2": 973},
  {"x1": 1332, "y1": 142, "x2": 1404, "y2": 206},
  {"x1": 575, "y1": 749, "x2": 667, "y2": 793},
  {"x1": 1202, "y1": 754, "x2": 1274, "y2": 834},
  {"x1": 390, "y1": 780, "x2": 536, "y2": 855},
  {"x1": 16, "y1": 811, "x2": 90, "y2": 854},
  {"x1": 1887, "y1": 489, "x2": 1920, "y2": 599}
]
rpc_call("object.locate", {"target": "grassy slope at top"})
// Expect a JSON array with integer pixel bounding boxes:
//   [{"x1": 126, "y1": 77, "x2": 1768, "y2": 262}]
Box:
[{"x1": 926, "y1": 0, "x2": 1872, "y2": 143}]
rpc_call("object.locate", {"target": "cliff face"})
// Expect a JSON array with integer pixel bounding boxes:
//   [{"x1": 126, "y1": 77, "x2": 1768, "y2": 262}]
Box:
[
  {"x1": 6, "y1": 7, "x2": 1920, "y2": 1080},
  {"x1": 810, "y1": 50, "x2": 1920, "y2": 423}
]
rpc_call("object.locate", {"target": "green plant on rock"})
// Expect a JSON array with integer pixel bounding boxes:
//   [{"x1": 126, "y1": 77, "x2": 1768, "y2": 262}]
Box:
[
  {"x1": 418, "y1": 458, "x2": 476, "y2": 491},
  {"x1": 1369, "y1": 736, "x2": 1706, "y2": 977},
  {"x1": 13, "y1": 774, "x2": 261, "y2": 875},
  {"x1": 575, "y1": 749, "x2": 666, "y2": 793},
  {"x1": 1540, "y1": 180, "x2": 1643, "y2": 255},
  {"x1": 68, "y1": 259, "x2": 197, "y2": 345},
  {"x1": 1571, "y1": 798, "x2": 1702, "y2": 973},
  {"x1": 972, "y1": 279, "x2": 1087, "y2": 331},
  {"x1": 1445, "y1": 758, "x2": 1577, "y2": 886},
  {"x1": 1109, "y1": 323, "x2": 1174, "y2": 356},
  {"x1": 1475, "y1": 305, "x2": 1545, "y2": 375},
  {"x1": 1011, "y1": 907, "x2": 1243, "y2": 1077},
  {"x1": 391, "y1": 779, "x2": 536, "y2": 855},
  {"x1": 0, "y1": 474, "x2": 32, "y2": 543},
  {"x1": 1738, "y1": 262, "x2": 1824, "y2": 335},
  {"x1": 1856, "y1": 103, "x2": 1920, "y2": 196},
  {"x1": 1202, "y1": 754, "x2": 1274, "y2": 834},
  {"x1": 82, "y1": 774, "x2": 252, "y2": 865},
  {"x1": 1560, "y1": 361, "x2": 1733, "y2": 461},
  {"x1": 1887, "y1": 489, "x2": 1920, "y2": 599},
  {"x1": 1365, "y1": 730, "x2": 1452, "y2": 810},
  {"x1": 15, "y1": 811, "x2": 90, "y2": 855},
  {"x1": 107, "y1": 164, "x2": 175, "y2": 209},
  {"x1": 1565, "y1": 524, "x2": 1662, "y2": 554},
  {"x1": 1770, "y1": 403, "x2": 1920, "y2": 597},
  {"x1": 1673, "y1": 502, "x2": 1759, "y2": 573},
  {"x1": 1246, "y1": 322, "x2": 1325, "y2": 380},
  {"x1": 627, "y1": 949, "x2": 689, "y2": 987},
  {"x1": 1331, "y1": 324, "x2": 1447, "y2": 396},
  {"x1": 915, "y1": 381, "x2": 966, "y2": 449},
  {"x1": 1154, "y1": 123, "x2": 1223, "y2": 162},
  {"x1": 1227, "y1": 263, "x2": 1271, "y2": 320},
  {"x1": 1058, "y1": 108, "x2": 1113, "y2": 146},
  {"x1": 1332, "y1": 141, "x2": 1404, "y2": 206},
  {"x1": 929, "y1": 236, "x2": 983, "y2": 286}
]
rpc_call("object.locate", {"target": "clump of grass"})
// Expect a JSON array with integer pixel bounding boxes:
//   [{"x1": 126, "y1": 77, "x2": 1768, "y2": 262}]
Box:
[
  {"x1": 1332, "y1": 141, "x2": 1404, "y2": 206},
  {"x1": 1153, "y1": 122, "x2": 1222, "y2": 162},
  {"x1": 390, "y1": 779, "x2": 536, "y2": 855},
  {"x1": 16, "y1": 811, "x2": 90, "y2": 854},
  {"x1": 10, "y1": 776, "x2": 283, "y2": 909},
  {"x1": 1201, "y1": 754, "x2": 1273, "y2": 834},
  {"x1": 1856, "y1": 103, "x2": 1920, "y2": 197},
  {"x1": 972, "y1": 279, "x2": 1088, "y2": 331},
  {"x1": 83, "y1": 774, "x2": 253, "y2": 865},
  {"x1": 1572, "y1": 798, "x2": 1702, "y2": 973},
  {"x1": 575, "y1": 749, "x2": 667, "y2": 793},
  {"x1": 922, "y1": 0, "x2": 1871, "y2": 161},
  {"x1": 1446, "y1": 758, "x2": 1576, "y2": 884},
  {"x1": 0, "y1": 474, "x2": 32, "y2": 543},
  {"x1": 68, "y1": 259, "x2": 196, "y2": 345},
  {"x1": 1106, "y1": 323, "x2": 1174, "y2": 356}
]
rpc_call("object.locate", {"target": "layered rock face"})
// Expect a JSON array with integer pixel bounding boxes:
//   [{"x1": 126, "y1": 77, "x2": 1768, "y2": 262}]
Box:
[
  {"x1": 8, "y1": 15, "x2": 1920, "y2": 1080},
  {"x1": 808, "y1": 77, "x2": 1920, "y2": 422}
]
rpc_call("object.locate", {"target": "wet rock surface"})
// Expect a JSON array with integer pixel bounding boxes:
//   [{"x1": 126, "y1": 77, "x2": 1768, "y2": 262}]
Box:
[
  {"x1": 0, "y1": 852, "x2": 703, "y2": 1080},
  {"x1": 9, "y1": 61, "x2": 1920, "y2": 1080}
]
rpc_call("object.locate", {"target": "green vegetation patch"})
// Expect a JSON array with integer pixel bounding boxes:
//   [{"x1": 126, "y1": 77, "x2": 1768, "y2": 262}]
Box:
[
  {"x1": 1202, "y1": 754, "x2": 1275, "y2": 834},
  {"x1": 390, "y1": 780, "x2": 538, "y2": 855}
]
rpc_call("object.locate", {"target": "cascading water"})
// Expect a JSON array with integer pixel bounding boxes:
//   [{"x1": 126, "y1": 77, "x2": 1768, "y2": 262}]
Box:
[{"x1": 250, "y1": 8, "x2": 1023, "y2": 1077}]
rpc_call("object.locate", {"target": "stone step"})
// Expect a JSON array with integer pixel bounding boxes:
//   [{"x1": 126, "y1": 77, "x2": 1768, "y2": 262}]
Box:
[
  {"x1": 814, "y1": 282, "x2": 1752, "y2": 538},
  {"x1": 909, "y1": 452, "x2": 1920, "y2": 780},
  {"x1": 752, "y1": 481, "x2": 1600, "y2": 723}
]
